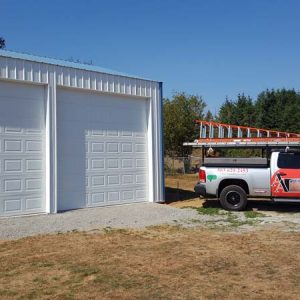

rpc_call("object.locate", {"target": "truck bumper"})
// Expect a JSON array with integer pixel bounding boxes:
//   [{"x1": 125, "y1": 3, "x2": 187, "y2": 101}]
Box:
[{"x1": 194, "y1": 182, "x2": 206, "y2": 197}]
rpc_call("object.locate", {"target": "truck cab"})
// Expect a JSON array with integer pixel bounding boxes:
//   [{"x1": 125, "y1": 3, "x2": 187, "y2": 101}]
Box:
[{"x1": 195, "y1": 150, "x2": 300, "y2": 211}]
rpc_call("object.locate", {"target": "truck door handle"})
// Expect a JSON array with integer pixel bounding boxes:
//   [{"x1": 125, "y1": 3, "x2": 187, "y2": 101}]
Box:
[{"x1": 279, "y1": 172, "x2": 287, "y2": 176}]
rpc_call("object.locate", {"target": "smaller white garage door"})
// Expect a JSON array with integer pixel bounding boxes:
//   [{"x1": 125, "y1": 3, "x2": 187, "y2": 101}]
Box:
[
  {"x1": 0, "y1": 81, "x2": 46, "y2": 216},
  {"x1": 57, "y1": 89, "x2": 149, "y2": 211}
]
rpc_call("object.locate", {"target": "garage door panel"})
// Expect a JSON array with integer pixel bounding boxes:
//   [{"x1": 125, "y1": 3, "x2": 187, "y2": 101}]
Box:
[
  {"x1": 136, "y1": 189, "x2": 147, "y2": 200},
  {"x1": 87, "y1": 163, "x2": 147, "y2": 174},
  {"x1": 0, "y1": 81, "x2": 46, "y2": 216},
  {"x1": 1, "y1": 194, "x2": 45, "y2": 214},
  {"x1": 25, "y1": 178, "x2": 44, "y2": 192},
  {"x1": 57, "y1": 89, "x2": 149, "y2": 210},
  {"x1": 122, "y1": 190, "x2": 134, "y2": 201},
  {"x1": 0, "y1": 98, "x2": 44, "y2": 125},
  {"x1": 3, "y1": 197, "x2": 22, "y2": 213},
  {"x1": 0, "y1": 175, "x2": 43, "y2": 190},
  {"x1": 0, "y1": 82, "x2": 44, "y2": 99},
  {"x1": 85, "y1": 174, "x2": 148, "y2": 187},
  {"x1": 90, "y1": 192, "x2": 105, "y2": 204},
  {"x1": 89, "y1": 108, "x2": 110, "y2": 123},
  {"x1": 0, "y1": 139, "x2": 43, "y2": 155},
  {"x1": 1, "y1": 196, "x2": 44, "y2": 214},
  {"x1": 57, "y1": 100, "x2": 89, "y2": 121},
  {"x1": 85, "y1": 186, "x2": 148, "y2": 206},
  {"x1": 0, "y1": 122, "x2": 44, "y2": 135},
  {"x1": 25, "y1": 196, "x2": 44, "y2": 210}
]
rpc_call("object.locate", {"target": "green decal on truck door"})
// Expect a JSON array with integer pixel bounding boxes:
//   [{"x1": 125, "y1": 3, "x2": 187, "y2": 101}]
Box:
[{"x1": 207, "y1": 175, "x2": 217, "y2": 182}]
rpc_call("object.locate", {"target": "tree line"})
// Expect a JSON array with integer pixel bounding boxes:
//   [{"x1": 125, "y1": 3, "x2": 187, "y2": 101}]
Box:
[
  {"x1": 0, "y1": 37, "x2": 5, "y2": 49},
  {"x1": 164, "y1": 89, "x2": 300, "y2": 156}
]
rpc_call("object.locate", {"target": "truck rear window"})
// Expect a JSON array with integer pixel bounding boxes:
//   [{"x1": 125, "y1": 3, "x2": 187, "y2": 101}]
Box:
[{"x1": 278, "y1": 153, "x2": 300, "y2": 169}]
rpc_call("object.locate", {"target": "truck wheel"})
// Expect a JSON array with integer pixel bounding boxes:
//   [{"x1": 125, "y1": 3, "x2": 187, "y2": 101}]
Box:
[{"x1": 219, "y1": 185, "x2": 247, "y2": 211}]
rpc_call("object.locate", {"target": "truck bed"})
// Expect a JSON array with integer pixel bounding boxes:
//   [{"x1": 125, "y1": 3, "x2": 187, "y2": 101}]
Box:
[{"x1": 203, "y1": 157, "x2": 268, "y2": 168}]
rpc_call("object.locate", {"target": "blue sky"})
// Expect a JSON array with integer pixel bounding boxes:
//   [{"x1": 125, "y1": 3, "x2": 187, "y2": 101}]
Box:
[{"x1": 1, "y1": 0, "x2": 300, "y2": 113}]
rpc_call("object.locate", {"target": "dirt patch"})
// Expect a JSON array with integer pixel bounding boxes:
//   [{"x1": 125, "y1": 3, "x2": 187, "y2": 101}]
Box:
[
  {"x1": 170, "y1": 198, "x2": 204, "y2": 208},
  {"x1": 165, "y1": 174, "x2": 197, "y2": 192},
  {"x1": 0, "y1": 227, "x2": 299, "y2": 299},
  {"x1": 165, "y1": 174, "x2": 200, "y2": 204}
]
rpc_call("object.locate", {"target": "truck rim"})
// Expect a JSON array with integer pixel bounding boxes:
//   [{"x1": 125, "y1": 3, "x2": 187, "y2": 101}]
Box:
[{"x1": 226, "y1": 191, "x2": 241, "y2": 206}]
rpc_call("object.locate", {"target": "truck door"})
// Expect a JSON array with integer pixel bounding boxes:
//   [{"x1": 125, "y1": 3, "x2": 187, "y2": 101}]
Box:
[{"x1": 271, "y1": 152, "x2": 300, "y2": 198}]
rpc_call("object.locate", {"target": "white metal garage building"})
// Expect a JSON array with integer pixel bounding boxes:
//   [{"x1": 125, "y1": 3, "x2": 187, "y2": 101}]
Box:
[{"x1": 0, "y1": 50, "x2": 164, "y2": 216}]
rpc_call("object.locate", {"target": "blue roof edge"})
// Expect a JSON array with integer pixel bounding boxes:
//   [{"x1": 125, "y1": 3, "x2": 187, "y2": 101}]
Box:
[{"x1": 0, "y1": 49, "x2": 159, "y2": 82}]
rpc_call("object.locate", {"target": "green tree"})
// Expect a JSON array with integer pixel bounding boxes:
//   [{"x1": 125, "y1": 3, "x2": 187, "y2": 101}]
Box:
[
  {"x1": 204, "y1": 109, "x2": 214, "y2": 121},
  {"x1": 218, "y1": 94, "x2": 254, "y2": 126},
  {"x1": 218, "y1": 98, "x2": 235, "y2": 124},
  {"x1": 0, "y1": 37, "x2": 5, "y2": 49},
  {"x1": 216, "y1": 89, "x2": 300, "y2": 157},
  {"x1": 234, "y1": 94, "x2": 255, "y2": 126},
  {"x1": 163, "y1": 92, "x2": 206, "y2": 156},
  {"x1": 255, "y1": 89, "x2": 300, "y2": 132}
]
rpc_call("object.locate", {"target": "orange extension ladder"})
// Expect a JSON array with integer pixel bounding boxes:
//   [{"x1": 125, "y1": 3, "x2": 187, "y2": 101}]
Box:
[{"x1": 184, "y1": 120, "x2": 300, "y2": 147}]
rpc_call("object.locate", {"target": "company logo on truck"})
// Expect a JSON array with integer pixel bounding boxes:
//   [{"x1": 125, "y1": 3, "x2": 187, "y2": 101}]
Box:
[
  {"x1": 207, "y1": 175, "x2": 217, "y2": 182},
  {"x1": 271, "y1": 169, "x2": 300, "y2": 197}
]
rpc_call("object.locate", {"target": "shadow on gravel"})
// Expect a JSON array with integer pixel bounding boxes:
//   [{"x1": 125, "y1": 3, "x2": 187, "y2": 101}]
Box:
[
  {"x1": 202, "y1": 199, "x2": 300, "y2": 213},
  {"x1": 165, "y1": 187, "x2": 198, "y2": 203}
]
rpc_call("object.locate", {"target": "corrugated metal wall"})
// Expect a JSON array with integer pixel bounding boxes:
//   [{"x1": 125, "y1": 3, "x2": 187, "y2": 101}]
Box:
[
  {"x1": 0, "y1": 56, "x2": 158, "y2": 98},
  {"x1": 0, "y1": 52, "x2": 164, "y2": 205}
]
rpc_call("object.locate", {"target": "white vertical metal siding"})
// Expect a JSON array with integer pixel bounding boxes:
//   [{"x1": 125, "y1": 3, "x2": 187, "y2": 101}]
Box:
[
  {"x1": 0, "y1": 51, "x2": 164, "y2": 215},
  {"x1": 0, "y1": 56, "x2": 157, "y2": 98}
]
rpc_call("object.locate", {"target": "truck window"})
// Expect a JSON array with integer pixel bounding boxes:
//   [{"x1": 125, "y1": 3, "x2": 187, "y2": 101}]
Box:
[{"x1": 277, "y1": 153, "x2": 300, "y2": 169}]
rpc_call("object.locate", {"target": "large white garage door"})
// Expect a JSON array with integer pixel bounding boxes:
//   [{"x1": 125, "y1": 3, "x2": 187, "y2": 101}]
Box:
[
  {"x1": 0, "y1": 81, "x2": 46, "y2": 216},
  {"x1": 57, "y1": 89, "x2": 149, "y2": 211}
]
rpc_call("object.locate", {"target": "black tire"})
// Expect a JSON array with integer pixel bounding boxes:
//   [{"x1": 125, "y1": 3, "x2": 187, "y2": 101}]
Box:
[{"x1": 219, "y1": 185, "x2": 247, "y2": 211}]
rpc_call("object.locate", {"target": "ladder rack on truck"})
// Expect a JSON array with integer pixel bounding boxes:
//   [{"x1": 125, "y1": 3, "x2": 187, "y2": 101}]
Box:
[
  {"x1": 184, "y1": 121, "x2": 300, "y2": 211},
  {"x1": 183, "y1": 120, "x2": 300, "y2": 148}
]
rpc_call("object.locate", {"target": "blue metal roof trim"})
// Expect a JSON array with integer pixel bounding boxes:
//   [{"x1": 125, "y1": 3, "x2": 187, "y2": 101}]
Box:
[{"x1": 0, "y1": 49, "x2": 156, "y2": 82}]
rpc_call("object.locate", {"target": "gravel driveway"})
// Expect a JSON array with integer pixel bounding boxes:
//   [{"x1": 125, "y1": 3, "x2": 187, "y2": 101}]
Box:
[
  {"x1": 2, "y1": 202, "x2": 300, "y2": 240},
  {"x1": 0, "y1": 203, "x2": 202, "y2": 240}
]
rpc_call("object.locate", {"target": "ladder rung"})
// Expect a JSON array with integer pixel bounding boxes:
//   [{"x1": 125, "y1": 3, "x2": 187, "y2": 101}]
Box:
[{"x1": 196, "y1": 120, "x2": 300, "y2": 142}]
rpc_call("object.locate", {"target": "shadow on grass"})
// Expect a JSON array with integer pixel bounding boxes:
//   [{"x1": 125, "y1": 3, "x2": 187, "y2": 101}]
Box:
[
  {"x1": 165, "y1": 187, "x2": 199, "y2": 204},
  {"x1": 201, "y1": 199, "x2": 300, "y2": 213}
]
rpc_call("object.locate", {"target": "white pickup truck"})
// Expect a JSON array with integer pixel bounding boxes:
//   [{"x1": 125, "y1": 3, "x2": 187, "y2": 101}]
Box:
[{"x1": 194, "y1": 150, "x2": 300, "y2": 211}]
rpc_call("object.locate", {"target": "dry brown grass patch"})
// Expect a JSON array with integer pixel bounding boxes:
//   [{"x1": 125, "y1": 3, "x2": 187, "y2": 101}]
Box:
[{"x1": 0, "y1": 227, "x2": 299, "y2": 299}]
